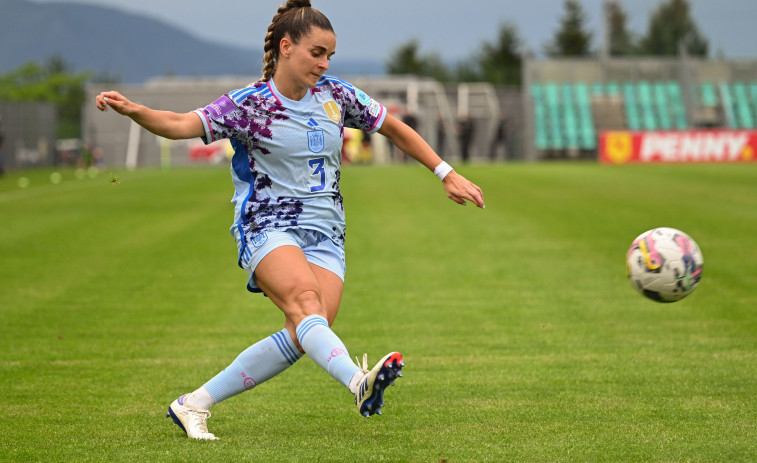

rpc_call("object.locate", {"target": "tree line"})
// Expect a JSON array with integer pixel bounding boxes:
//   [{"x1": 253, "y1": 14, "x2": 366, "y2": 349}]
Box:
[
  {"x1": 0, "y1": 0, "x2": 710, "y2": 139},
  {"x1": 387, "y1": 0, "x2": 708, "y2": 85}
]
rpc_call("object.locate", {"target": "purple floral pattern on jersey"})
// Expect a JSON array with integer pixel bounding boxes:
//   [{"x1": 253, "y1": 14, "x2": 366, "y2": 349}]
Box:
[
  {"x1": 331, "y1": 169, "x2": 343, "y2": 210},
  {"x1": 238, "y1": 96, "x2": 288, "y2": 157},
  {"x1": 198, "y1": 77, "x2": 384, "y2": 251}
]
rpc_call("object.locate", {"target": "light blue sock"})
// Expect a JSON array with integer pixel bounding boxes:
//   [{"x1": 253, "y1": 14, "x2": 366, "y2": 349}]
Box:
[
  {"x1": 203, "y1": 329, "x2": 302, "y2": 403},
  {"x1": 296, "y1": 314, "x2": 360, "y2": 388}
]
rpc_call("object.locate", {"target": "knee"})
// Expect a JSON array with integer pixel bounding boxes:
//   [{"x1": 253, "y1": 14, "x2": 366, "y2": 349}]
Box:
[
  {"x1": 293, "y1": 288, "x2": 321, "y2": 312},
  {"x1": 288, "y1": 288, "x2": 326, "y2": 322}
]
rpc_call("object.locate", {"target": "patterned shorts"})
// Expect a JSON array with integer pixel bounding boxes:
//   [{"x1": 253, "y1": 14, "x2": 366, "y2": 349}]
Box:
[{"x1": 232, "y1": 227, "x2": 346, "y2": 293}]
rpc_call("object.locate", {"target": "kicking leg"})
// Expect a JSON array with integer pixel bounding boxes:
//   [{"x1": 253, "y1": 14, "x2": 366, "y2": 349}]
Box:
[
  {"x1": 255, "y1": 245, "x2": 403, "y2": 416},
  {"x1": 254, "y1": 246, "x2": 360, "y2": 387}
]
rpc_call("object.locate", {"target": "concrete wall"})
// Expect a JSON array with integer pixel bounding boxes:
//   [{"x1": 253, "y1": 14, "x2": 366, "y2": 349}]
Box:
[{"x1": 0, "y1": 102, "x2": 57, "y2": 172}]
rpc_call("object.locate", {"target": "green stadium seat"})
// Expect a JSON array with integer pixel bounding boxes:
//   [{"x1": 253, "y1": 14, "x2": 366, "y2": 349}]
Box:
[
  {"x1": 532, "y1": 81, "x2": 598, "y2": 151},
  {"x1": 580, "y1": 123, "x2": 597, "y2": 149},
  {"x1": 542, "y1": 83, "x2": 563, "y2": 149},
  {"x1": 700, "y1": 83, "x2": 718, "y2": 107},
  {"x1": 574, "y1": 83, "x2": 590, "y2": 106},
  {"x1": 637, "y1": 81, "x2": 657, "y2": 130},
  {"x1": 531, "y1": 83, "x2": 543, "y2": 101},
  {"x1": 606, "y1": 82, "x2": 621, "y2": 95},
  {"x1": 544, "y1": 83, "x2": 559, "y2": 107},
  {"x1": 733, "y1": 83, "x2": 755, "y2": 128},
  {"x1": 623, "y1": 83, "x2": 641, "y2": 130},
  {"x1": 532, "y1": 83, "x2": 550, "y2": 149},
  {"x1": 667, "y1": 82, "x2": 688, "y2": 129},
  {"x1": 534, "y1": 103, "x2": 547, "y2": 130},
  {"x1": 719, "y1": 82, "x2": 738, "y2": 128},
  {"x1": 750, "y1": 82, "x2": 757, "y2": 124},
  {"x1": 574, "y1": 83, "x2": 595, "y2": 149},
  {"x1": 654, "y1": 82, "x2": 672, "y2": 130},
  {"x1": 561, "y1": 84, "x2": 579, "y2": 148}
]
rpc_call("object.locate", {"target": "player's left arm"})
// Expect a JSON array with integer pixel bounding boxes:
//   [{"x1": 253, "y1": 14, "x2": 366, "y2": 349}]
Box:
[{"x1": 377, "y1": 113, "x2": 485, "y2": 208}]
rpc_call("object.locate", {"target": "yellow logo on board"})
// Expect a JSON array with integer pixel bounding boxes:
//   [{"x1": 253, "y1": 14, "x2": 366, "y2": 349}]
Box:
[
  {"x1": 606, "y1": 131, "x2": 633, "y2": 164},
  {"x1": 742, "y1": 145, "x2": 754, "y2": 161},
  {"x1": 324, "y1": 100, "x2": 341, "y2": 123}
]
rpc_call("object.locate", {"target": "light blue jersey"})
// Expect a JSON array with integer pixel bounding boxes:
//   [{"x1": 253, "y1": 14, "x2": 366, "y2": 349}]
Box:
[{"x1": 194, "y1": 76, "x2": 387, "y2": 267}]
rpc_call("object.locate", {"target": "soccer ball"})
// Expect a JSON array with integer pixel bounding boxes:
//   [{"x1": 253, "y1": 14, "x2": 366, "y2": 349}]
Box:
[{"x1": 626, "y1": 227, "x2": 704, "y2": 302}]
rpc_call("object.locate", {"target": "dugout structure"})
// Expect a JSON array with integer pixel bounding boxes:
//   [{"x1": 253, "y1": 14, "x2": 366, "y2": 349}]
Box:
[{"x1": 83, "y1": 75, "x2": 519, "y2": 168}]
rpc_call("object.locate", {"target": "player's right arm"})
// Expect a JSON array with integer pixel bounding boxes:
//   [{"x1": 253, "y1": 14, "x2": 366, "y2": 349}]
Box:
[{"x1": 95, "y1": 91, "x2": 204, "y2": 140}]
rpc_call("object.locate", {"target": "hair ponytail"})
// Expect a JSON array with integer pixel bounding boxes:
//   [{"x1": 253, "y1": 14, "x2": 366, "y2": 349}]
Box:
[{"x1": 260, "y1": 0, "x2": 333, "y2": 82}]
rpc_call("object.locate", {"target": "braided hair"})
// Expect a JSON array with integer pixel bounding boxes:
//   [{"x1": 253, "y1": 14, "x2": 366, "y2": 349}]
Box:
[{"x1": 260, "y1": 0, "x2": 334, "y2": 82}]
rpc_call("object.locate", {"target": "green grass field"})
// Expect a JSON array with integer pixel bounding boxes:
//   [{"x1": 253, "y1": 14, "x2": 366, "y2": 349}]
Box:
[{"x1": 1, "y1": 163, "x2": 755, "y2": 462}]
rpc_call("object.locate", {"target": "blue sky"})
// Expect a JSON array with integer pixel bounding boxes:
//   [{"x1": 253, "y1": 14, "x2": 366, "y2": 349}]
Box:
[{"x1": 33, "y1": 0, "x2": 757, "y2": 61}]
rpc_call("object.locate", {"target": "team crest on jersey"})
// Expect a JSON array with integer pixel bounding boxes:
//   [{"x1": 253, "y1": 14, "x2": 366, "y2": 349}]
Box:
[
  {"x1": 307, "y1": 118, "x2": 325, "y2": 153},
  {"x1": 308, "y1": 130, "x2": 325, "y2": 153},
  {"x1": 323, "y1": 100, "x2": 341, "y2": 123}
]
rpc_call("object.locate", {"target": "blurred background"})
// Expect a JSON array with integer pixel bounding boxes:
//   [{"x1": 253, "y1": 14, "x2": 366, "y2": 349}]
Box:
[{"x1": 1, "y1": 0, "x2": 756, "y2": 172}]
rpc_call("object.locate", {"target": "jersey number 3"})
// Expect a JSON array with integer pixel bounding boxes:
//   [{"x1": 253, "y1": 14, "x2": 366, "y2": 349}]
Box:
[{"x1": 308, "y1": 157, "x2": 326, "y2": 192}]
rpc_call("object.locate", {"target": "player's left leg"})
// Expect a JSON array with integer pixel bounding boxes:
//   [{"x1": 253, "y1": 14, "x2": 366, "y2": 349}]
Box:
[
  {"x1": 254, "y1": 246, "x2": 362, "y2": 389},
  {"x1": 352, "y1": 352, "x2": 404, "y2": 417},
  {"x1": 302, "y1": 262, "x2": 404, "y2": 418}
]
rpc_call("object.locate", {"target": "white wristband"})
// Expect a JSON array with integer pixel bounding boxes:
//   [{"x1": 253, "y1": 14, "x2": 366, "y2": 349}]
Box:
[{"x1": 433, "y1": 161, "x2": 453, "y2": 181}]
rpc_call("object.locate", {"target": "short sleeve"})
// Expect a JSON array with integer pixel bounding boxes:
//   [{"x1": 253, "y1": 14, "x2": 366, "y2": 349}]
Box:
[
  {"x1": 193, "y1": 94, "x2": 241, "y2": 144},
  {"x1": 340, "y1": 84, "x2": 387, "y2": 134}
]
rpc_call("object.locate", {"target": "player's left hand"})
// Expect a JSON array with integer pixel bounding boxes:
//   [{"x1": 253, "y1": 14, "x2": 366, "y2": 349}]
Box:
[{"x1": 442, "y1": 171, "x2": 485, "y2": 208}]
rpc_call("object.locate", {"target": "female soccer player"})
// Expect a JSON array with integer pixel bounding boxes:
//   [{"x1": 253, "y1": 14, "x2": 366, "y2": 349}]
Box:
[{"x1": 96, "y1": 0, "x2": 484, "y2": 440}]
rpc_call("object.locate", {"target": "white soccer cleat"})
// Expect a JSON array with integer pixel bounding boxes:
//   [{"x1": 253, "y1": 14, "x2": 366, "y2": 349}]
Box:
[
  {"x1": 354, "y1": 352, "x2": 404, "y2": 417},
  {"x1": 166, "y1": 394, "x2": 218, "y2": 440}
]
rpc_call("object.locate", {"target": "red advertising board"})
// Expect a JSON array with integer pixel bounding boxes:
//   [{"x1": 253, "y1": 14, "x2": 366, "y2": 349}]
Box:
[{"x1": 599, "y1": 130, "x2": 757, "y2": 164}]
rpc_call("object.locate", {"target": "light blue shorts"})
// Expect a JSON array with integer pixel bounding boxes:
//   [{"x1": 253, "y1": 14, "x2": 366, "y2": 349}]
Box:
[{"x1": 232, "y1": 227, "x2": 346, "y2": 293}]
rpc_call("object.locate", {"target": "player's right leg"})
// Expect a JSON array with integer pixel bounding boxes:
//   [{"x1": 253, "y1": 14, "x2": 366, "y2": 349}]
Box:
[
  {"x1": 166, "y1": 231, "x2": 308, "y2": 440},
  {"x1": 166, "y1": 328, "x2": 302, "y2": 440},
  {"x1": 167, "y1": 394, "x2": 217, "y2": 440}
]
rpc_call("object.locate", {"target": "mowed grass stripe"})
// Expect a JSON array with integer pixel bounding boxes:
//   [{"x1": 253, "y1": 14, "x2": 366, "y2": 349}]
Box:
[{"x1": 0, "y1": 163, "x2": 755, "y2": 462}]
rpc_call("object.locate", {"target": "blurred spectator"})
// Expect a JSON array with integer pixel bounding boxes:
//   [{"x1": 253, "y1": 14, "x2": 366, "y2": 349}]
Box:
[
  {"x1": 80, "y1": 143, "x2": 94, "y2": 168},
  {"x1": 436, "y1": 112, "x2": 445, "y2": 158},
  {"x1": 489, "y1": 114, "x2": 508, "y2": 161},
  {"x1": 457, "y1": 114, "x2": 474, "y2": 163},
  {"x1": 360, "y1": 131, "x2": 372, "y2": 163},
  {"x1": 397, "y1": 110, "x2": 418, "y2": 163},
  {"x1": 402, "y1": 111, "x2": 418, "y2": 131}
]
